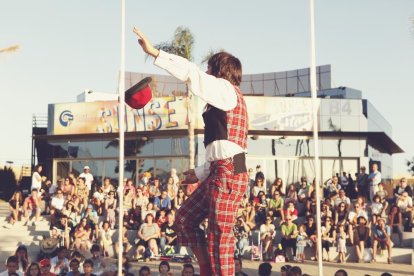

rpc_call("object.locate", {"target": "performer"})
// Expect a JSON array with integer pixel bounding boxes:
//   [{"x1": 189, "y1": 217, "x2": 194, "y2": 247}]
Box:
[{"x1": 134, "y1": 27, "x2": 248, "y2": 276}]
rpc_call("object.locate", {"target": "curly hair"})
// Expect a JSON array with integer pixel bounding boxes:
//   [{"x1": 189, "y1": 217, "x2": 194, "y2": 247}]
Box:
[{"x1": 207, "y1": 52, "x2": 242, "y2": 86}]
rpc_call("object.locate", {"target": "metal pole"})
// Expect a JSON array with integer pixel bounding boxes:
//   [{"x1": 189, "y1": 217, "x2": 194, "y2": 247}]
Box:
[
  {"x1": 309, "y1": 1, "x2": 323, "y2": 275},
  {"x1": 117, "y1": 0, "x2": 126, "y2": 275}
]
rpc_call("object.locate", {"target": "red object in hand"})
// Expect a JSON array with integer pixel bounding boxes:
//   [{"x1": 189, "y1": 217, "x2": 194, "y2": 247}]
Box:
[{"x1": 125, "y1": 77, "x2": 153, "y2": 109}]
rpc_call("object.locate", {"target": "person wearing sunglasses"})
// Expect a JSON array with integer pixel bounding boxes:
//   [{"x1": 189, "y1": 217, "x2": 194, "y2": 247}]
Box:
[{"x1": 281, "y1": 215, "x2": 298, "y2": 262}]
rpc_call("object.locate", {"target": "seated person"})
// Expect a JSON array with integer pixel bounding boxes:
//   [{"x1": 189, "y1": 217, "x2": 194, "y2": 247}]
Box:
[
  {"x1": 22, "y1": 189, "x2": 41, "y2": 226},
  {"x1": 148, "y1": 178, "x2": 162, "y2": 201},
  {"x1": 297, "y1": 177, "x2": 309, "y2": 204},
  {"x1": 348, "y1": 202, "x2": 368, "y2": 226},
  {"x1": 325, "y1": 175, "x2": 341, "y2": 197},
  {"x1": 242, "y1": 202, "x2": 256, "y2": 230},
  {"x1": 321, "y1": 218, "x2": 336, "y2": 262},
  {"x1": 39, "y1": 258, "x2": 54, "y2": 276},
  {"x1": 1, "y1": 256, "x2": 23, "y2": 276},
  {"x1": 285, "y1": 184, "x2": 298, "y2": 205},
  {"x1": 73, "y1": 218, "x2": 92, "y2": 251},
  {"x1": 74, "y1": 177, "x2": 89, "y2": 213},
  {"x1": 304, "y1": 215, "x2": 317, "y2": 259},
  {"x1": 334, "y1": 203, "x2": 353, "y2": 244},
  {"x1": 252, "y1": 176, "x2": 266, "y2": 199},
  {"x1": 376, "y1": 183, "x2": 388, "y2": 204},
  {"x1": 81, "y1": 259, "x2": 97, "y2": 276},
  {"x1": 306, "y1": 191, "x2": 317, "y2": 217},
  {"x1": 354, "y1": 216, "x2": 370, "y2": 263},
  {"x1": 280, "y1": 216, "x2": 298, "y2": 261},
  {"x1": 99, "y1": 221, "x2": 114, "y2": 257},
  {"x1": 66, "y1": 259, "x2": 81, "y2": 276},
  {"x1": 372, "y1": 218, "x2": 393, "y2": 264},
  {"x1": 334, "y1": 189, "x2": 351, "y2": 212},
  {"x1": 156, "y1": 209, "x2": 167, "y2": 228},
  {"x1": 160, "y1": 212, "x2": 178, "y2": 255},
  {"x1": 8, "y1": 191, "x2": 23, "y2": 226},
  {"x1": 136, "y1": 213, "x2": 160, "y2": 260},
  {"x1": 284, "y1": 201, "x2": 298, "y2": 223},
  {"x1": 260, "y1": 215, "x2": 276, "y2": 261},
  {"x1": 153, "y1": 190, "x2": 172, "y2": 211},
  {"x1": 81, "y1": 204, "x2": 99, "y2": 241},
  {"x1": 394, "y1": 177, "x2": 413, "y2": 199},
  {"x1": 268, "y1": 191, "x2": 284, "y2": 220},
  {"x1": 90, "y1": 245, "x2": 106, "y2": 275},
  {"x1": 233, "y1": 216, "x2": 250, "y2": 258},
  {"x1": 388, "y1": 205, "x2": 403, "y2": 247},
  {"x1": 50, "y1": 246, "x2": 69, "y2": 275},
  {"x1": 50, "y1": 189, "x2": 66, "y2": 222},
  {"x1": 320, "y1": 202, "x2": 333, "y2": 225},
  {"x1": 141, "y1": 202, "x2": 157, "y2": 223},
  {"x1": 396, "y1": 191, "x2": 413, "y2": 230},
  {"x1": 50, "y1": 214, "x2": 71, "y2": 248},
  {"x1": 370, "y1": 195, "x2": 387, "y2": 224}
]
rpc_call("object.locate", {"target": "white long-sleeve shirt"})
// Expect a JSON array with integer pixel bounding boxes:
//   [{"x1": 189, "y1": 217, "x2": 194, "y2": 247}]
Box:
[{"x1": 154, "y1": 50, "x2": 245, "y2": 181}]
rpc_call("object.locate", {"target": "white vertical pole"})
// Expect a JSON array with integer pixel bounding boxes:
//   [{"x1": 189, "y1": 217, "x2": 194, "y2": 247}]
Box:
[
  {"x1": 309, "y1": 1, "x2": 323, "y2": 275},
  {"x1": 117, "y1": 0, "x2": 126, "y2": 275}
]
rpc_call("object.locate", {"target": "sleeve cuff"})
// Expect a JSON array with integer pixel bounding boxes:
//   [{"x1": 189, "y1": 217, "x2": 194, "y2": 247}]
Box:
[{"x1": 153, "y1": 50, "x2": 168, "y2": 68}]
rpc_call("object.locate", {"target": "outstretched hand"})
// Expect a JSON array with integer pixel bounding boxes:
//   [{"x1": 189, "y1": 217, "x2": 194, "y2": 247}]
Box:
[{"x1": 133, "y1": 27, "x2": 159, "y2": 58}]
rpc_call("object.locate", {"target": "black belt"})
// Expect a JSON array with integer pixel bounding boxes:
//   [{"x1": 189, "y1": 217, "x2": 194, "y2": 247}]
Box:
[{"x1": 233, "y1": 152, "x2": 247, "y2": 174}]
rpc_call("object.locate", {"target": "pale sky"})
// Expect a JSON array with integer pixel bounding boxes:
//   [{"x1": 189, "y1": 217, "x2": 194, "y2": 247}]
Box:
[{"x1": 1, "y1": 0, "x2": 413, "y2": 176}]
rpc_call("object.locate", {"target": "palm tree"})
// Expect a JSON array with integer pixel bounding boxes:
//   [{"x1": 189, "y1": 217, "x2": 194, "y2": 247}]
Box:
[{"x1": 154, "y1": 27, "x2": 196, "y2": 169}]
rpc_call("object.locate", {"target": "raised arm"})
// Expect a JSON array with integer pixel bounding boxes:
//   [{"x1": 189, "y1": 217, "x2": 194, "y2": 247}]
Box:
[{"x1": 133, "y1": 27, "x2": 237, "y2": 111}]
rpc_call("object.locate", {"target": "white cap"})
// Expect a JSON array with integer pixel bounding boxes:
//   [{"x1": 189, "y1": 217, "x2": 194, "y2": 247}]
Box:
[{"x1": 84, "y1": 165, "x2": 90, "y2": 170}]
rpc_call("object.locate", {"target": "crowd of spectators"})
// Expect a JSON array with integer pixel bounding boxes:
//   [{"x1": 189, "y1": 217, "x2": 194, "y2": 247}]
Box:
[
  {"x1": 233, "y1": 163, "x2": 413, "y2": 264},
  {"x1": 2, "y1": 162, "x2": 413, "y2": 275}
]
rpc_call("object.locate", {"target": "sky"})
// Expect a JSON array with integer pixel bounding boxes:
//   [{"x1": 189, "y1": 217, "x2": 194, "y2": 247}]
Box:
[{"x1": 1, "y1": 0, "x2": 413, "y2": 176}]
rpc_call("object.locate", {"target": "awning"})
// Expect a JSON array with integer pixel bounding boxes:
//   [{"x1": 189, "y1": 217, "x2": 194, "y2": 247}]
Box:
[{"x1": 247, "y1": 130, "x2": 404, "y2": 155}]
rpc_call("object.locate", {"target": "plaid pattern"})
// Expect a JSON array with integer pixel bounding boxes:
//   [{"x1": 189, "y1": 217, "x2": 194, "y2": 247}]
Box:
[
  {"x1": 227, "y1": 87, "x2": 248, "y2": 149},
  {"x1": 176, "y1": 158, "x2": 248, "y2": 276}
]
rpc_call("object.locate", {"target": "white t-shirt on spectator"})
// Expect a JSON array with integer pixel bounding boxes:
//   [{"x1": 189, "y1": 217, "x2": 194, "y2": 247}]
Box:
[
  {"x1": 349, "y1": 210, "x2": 368, "y2": 222},
  {"x1": 371, "y1": 202, "x2": 383, "y2": 215},
  {"x1": 334, "y1": 196, "x2": 351, "y2": 207},
  {"x1": 80, "y1": 172, "x2": 94, "y2": 191},
  {"x1": 260, "y1": 224, "x2": 275, "y2": 237},
  {"x1": 51, "y1": 196, "x2": 65, "y2": 211},
  {"x1": 398, "y1": 197, "x2": 413, "y2": 212}
]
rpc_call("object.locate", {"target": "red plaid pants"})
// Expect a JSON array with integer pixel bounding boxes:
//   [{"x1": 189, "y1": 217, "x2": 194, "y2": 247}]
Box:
[{"x1": 176, "y1": 157, "x2": 248, "y2": 276}]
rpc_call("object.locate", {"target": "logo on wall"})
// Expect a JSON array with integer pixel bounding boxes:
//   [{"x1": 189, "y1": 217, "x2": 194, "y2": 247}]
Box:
[{"x1": 59, "y1": 110, "x2": 74, "y2": 127}]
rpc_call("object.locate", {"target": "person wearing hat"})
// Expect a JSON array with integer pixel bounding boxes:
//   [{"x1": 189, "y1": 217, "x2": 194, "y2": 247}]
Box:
[
  {"x1": 39, "y1": 258, "x2": 56, "y2": 276},
  {"x1": 134, "y1": 28, "x2": 249, "y2": 275},
  {"x1": 354, "y1": 215, "x2": 370, "y2": 263},
  {"x1": 79, "y1": 166, "x2": 94, "y2": 196}
]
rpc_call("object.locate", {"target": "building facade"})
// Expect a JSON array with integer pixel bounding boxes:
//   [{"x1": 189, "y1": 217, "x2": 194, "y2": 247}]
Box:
[{"x1": 32, "y1": 65, "x2": 402, "y2": 187}]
